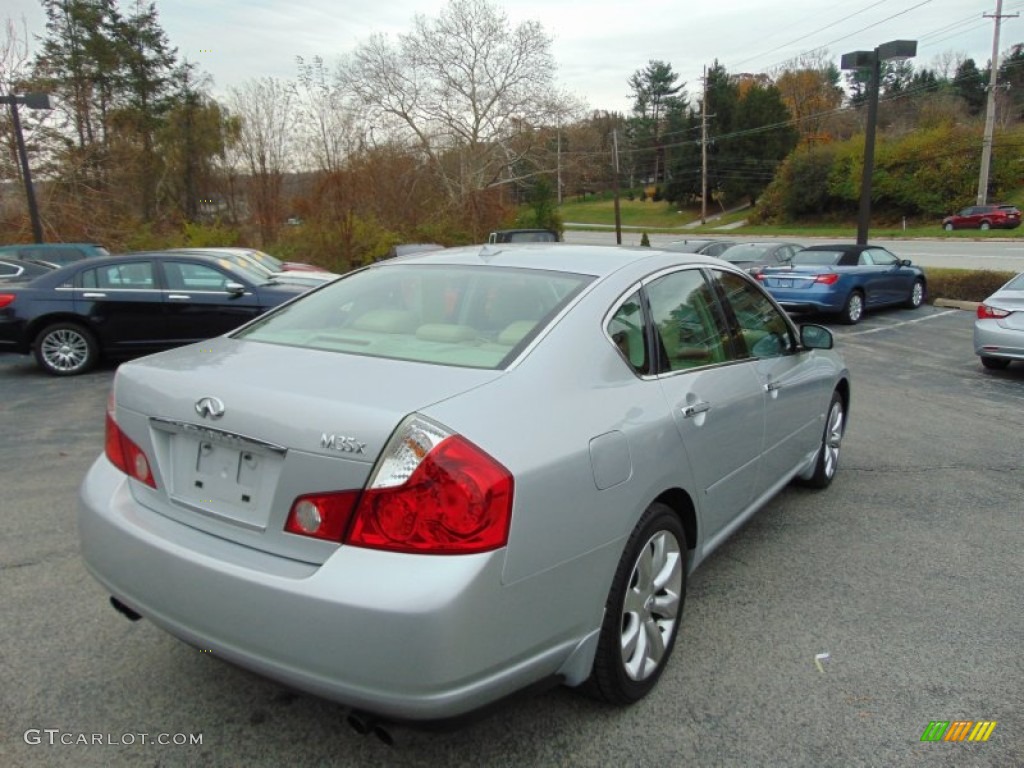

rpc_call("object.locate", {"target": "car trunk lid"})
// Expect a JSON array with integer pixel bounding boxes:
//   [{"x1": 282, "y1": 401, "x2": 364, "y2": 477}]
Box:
[{"x1": 111, "y1": 337, "x2": 501, "y2": 564}]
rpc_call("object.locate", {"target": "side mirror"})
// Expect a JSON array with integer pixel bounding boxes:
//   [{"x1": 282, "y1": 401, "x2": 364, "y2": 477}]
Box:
[
  {"x1": 225, "y1": 281, "x2": 246, "y2": 296},
  {"x1": 899, "y1": 259, "x2": 912, "y2": 267},
  {"x1": 800, "y1": 324, "x2": 833, "y2": 350}
]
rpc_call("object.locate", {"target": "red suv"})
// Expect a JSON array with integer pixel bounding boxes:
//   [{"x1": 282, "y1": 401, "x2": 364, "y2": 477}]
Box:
[{"x1": 942, "y1": 204, "x2": 1021, "y2": 231}]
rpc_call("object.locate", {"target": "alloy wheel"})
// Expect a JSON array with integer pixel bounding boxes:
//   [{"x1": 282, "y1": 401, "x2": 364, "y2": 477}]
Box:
[
  {"x1": 620, "y1": 529, "x2": 683, "y2": 681},
  {"x1": 41, "y1": 328, "x2": 91, "y2": 373}
]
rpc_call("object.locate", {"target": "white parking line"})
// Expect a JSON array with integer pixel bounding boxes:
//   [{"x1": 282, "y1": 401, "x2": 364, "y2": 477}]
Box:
[{"x1": 842, "y1": 309, "x2": 961, "y2": 336}]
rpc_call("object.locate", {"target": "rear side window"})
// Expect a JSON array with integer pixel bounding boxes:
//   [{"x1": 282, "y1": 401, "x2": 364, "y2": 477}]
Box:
[
  {"x1": 80, "y1": 262, "x2": 154, "y2": 289},
  {"x1": 236, "y1": 264, "x2": 592, "y2": 369},
  {"x1": 607, "y1": 291, "x2": 650, "y2": 374}
]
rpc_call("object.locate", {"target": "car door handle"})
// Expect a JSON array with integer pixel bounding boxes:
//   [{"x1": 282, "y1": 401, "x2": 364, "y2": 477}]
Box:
[
  {"x1": 167, "y1": 294, "x2": 192, "y2": 300},
  {"x1": 82, "y1": 292, "x2": 107, "y2": 298},
  {"x1": 764, "y1": 381, "x2": 782, "y2": 392},
  {"x1": 681, "y1": 402, "x2": 712, "y2": 418}
]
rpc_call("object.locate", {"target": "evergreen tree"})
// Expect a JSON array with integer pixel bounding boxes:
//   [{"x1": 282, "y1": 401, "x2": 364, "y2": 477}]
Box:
[
  {"x1": 953, "y1": 58, "x2": 986, "y2": 116},
  {"x1": 627, "y1": 60, "x2": 686, "y2": 184}
]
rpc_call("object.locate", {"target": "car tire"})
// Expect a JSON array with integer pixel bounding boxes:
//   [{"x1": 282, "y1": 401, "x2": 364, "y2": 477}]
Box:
[
  {"x1": 585, "y1": 502, "x2": 686, "y2": 705},
  {"x1": 980, "y1": 355, "x2": 1010, "y2": 370},
  {"x1": 943, "y1": 222, "x2": 954, "y2": 231},
  {"x1": 904, "y1": 279, "x2": 925, "y2": 309},
  {"x1": 800, "y1": 390, "x2": 845, "y2": 489},
  {"x1": 980, "y1": 221, "x2": 991, "y2": 231},
  {"x1": 33, "y1": 322, "x2": 98, "y2": 376},
  {"x1": 840, "y1": 290, "x2": 864, "y2": 325}
]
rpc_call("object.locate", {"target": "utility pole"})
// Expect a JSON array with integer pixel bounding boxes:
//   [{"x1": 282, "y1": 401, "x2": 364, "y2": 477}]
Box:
[
  {"x1": 556, "y1": 127, "x2": 563, "y2": 205},
  {"x1": 612, "y1": 129, "x2": 622, "y2": 244},
  {"x1": 701, "y1": 65, "x2": 708, "y2": 225},
  {"x1": 977, "y1": 0, "x2": 1018, "y2": 205}
]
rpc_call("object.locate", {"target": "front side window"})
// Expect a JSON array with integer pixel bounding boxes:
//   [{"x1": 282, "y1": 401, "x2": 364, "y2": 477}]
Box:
[
  {"x1": 646, "y1": 269, "x2": 730, "y2": 372},
  {"x1": 235, "y1": 264, "x2": 592, "y2": 369},
  {"x1": 711, "y1": 270, "x2": 794, "y2": 359},
  {"x1": 866, "y1": 248, "x2": 897, "y2": 266},
  {"x1": 163, "y1": 262, "x2": 237, "y2": 291}
]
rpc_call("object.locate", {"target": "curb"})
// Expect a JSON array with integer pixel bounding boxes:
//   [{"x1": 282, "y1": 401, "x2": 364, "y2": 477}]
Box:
[{"x1": 933, "y1": 298, "x2": 980, "y2": 310}]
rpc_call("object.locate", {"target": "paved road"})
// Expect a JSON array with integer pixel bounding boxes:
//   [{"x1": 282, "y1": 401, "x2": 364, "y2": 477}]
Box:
[
  {"x1": 1, "y1": 305, "x2": 1022, "y2": 767},
  {"x1": 563, "y1": 231, "x2": 1024, "y2": 272}
]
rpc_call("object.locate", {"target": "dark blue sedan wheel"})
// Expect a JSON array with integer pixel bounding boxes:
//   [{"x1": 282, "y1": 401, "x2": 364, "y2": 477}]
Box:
[
  {"x1": 905, "y1": 279, "x2": 924, "y2": 309},
  {"x1": 840, "y1": 291, "x2": 864, "y2": 325}
]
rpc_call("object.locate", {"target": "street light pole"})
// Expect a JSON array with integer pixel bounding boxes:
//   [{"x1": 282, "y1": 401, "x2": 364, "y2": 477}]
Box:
[
  {"x1": 857, "y1": 55, "x2": 882, "y2": 246},
  {"x1": 2, "y1": 92, "x2": 51, "y2": 244},
  {"x1": 7, "y1": 99, "x2": 43, "y2": 243},
  {"x1": 841, "y1": 41, "x2": 916, "y2": 246}
]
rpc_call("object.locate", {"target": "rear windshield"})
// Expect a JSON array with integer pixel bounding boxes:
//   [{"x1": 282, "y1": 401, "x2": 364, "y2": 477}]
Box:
[
  {"x1": 719, "y1": 244, "x2": 770, "y2": 263},
  {"x1": 792, "y1": 250, "x2": 843, "y2": 266},
  {"x1": 235, "y1": 264, "x2": 592, "y2": 369},
  {"x1": 1004, "y1": 273, "x2": 1024, "y2": 290}
]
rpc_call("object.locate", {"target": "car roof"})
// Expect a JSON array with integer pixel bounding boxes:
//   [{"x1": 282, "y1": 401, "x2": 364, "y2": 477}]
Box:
[
  {"x1": 799, "y1": 244, "x2": 881, "y2": 254},
  {"x1": 369, "y1": 243, "x2": 727, "y2": 279},
  {"x1": 0, "y1": 242, "x2": 104, "y2": 250}
]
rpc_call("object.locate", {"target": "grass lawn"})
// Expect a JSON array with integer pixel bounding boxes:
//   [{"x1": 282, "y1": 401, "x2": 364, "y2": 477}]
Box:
[{"x1": 559, "y1": 198, "x2": 1024, "y2": 239}]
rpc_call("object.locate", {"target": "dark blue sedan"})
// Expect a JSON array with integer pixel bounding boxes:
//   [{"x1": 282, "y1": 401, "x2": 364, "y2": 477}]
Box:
[
  {"x1": 756, "y1": 244, "x2": 926, "y2": 325},
  {"x1": 0, "y1": 251, "x2": 308, "y2": 375}
]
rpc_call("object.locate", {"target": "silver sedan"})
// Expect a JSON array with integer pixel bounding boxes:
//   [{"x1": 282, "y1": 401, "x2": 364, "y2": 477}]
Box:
[
  {"x1": 78, "y1": 244, "x2": 849, "y2": 724},
  {"x1": 975, "y1": 272, "x2": 1024, "y2": 369}
]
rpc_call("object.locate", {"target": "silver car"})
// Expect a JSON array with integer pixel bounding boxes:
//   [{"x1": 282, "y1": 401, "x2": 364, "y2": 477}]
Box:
[
  {"x1": 79, "y1": 244, "x2": 849, "y2": 724},
  {"x1": 974, "y1": 272, "x2": 1024, "y2": 369}
]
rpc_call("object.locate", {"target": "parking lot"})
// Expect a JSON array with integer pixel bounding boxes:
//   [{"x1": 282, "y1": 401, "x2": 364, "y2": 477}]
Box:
[{"x1": 1, "y1": 304, "x2": 1021, "y2": 767}]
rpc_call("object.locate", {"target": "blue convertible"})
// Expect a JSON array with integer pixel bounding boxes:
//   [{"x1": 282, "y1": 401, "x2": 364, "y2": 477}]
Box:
[{"x1": 756, "y1": 244, "x2": 926, "y2": 325}]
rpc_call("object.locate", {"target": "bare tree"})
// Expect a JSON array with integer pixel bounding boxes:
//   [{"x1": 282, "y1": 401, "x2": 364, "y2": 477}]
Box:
[
  {"x1": 339, "y1": 0, "x2": 573, "y2": 227},
  {"x1": 227, "y1": 77, "x2": 294, "y2": 244},
  {"x1": 1, "y1": 16, "x2": 33, "y2": 188},
  {"x1": 292, "y1": 55, "x2": 359, "y2": 174}
]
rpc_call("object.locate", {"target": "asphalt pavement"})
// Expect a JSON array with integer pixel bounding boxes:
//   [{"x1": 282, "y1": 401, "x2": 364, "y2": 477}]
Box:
[{"x1": 0, "y1": 304, "x2": 1021, "y2": 767}]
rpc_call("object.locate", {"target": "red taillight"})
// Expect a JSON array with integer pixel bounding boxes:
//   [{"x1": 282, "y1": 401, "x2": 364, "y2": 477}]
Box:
[
  {"x1": 0, "y1": 294, "x2": 15, "y2": 309},
  {"x1": 284, "y1": 416, "x2": 514, "y2": 553},
  {"x1": 814, "y1": 273, "x2": 840, "y2": 285},
  {"x1": 347, "y1": 435, "x2": 513, "y2": 554},
  {"x1": 754, "y1": 272, "x2": 766, "y2": 281},
  {"x1": 977, "y1": 304, "x2": 1010, "y2": 319},
  {"x1": 285, "y1": 491, "x2": 360, "y2": 541},
  {"x1": 105, "y1": 393, "x2": 156, "y2": 488}
]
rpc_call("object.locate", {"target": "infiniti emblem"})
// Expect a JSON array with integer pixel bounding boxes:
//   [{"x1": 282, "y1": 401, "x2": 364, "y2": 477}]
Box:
[{"x1": 195, "y1": 396, "x2": 226, "y2": 420}]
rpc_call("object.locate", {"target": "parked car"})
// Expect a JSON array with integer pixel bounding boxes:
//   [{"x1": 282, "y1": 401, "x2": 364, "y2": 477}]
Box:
[
  {"x1": 756, "y1": 244, "x2": 926, "y2": 324},
  {"x1": 487, "y1": 228, "x2": 560, "y2": 243},
  {"x1": 974, "y1": 271, "x2": 1024, "y2": 369},
  {"x1": 715, "y1": 241, "x2": 802, "y2": 273},
  {"x1": 171, "y1": 247, "x2": 319, "y2": 273},
  {"x1": 79, "y1": 244, "x2": 850, "y2": 726},
  {"x1": 942, "y1": 204, "x2": 1022, "y2": 231},
  {"x1": 663, "y1": 239, "x2": 733, "y2": 258},
  {"x1": 384, "y1": 243, "x2": 445, "y2": 259},
  {"x1": 0, "y1": 258, "x2": 55, "y2": 283},
  {"x1": 0, "y1": 251, "x2": 309, "y2": 375},
  {"x1": 0, "y1": 242, "x2": 110, "y2": 267}
]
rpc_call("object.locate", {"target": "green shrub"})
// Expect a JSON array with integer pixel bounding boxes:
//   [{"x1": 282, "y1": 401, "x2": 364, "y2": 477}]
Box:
[
  {"x1": 640, "y1": 231, "x2": 651, "y2": 247},
  {"x1": 924, "y1": 268, "x2": 1014, "y2": 303}
]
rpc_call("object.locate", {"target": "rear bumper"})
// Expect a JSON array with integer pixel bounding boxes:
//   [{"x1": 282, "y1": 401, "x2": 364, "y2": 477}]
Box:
[
  {"x1": 78, "y1": 457, "x2": 597, "y2": 720},
  {"x1": 770, "y1": 291, "x2": 844, "y2": 314},
  {"x1": 974, "y1": 321, "x2": 1024, "y2": 360}
]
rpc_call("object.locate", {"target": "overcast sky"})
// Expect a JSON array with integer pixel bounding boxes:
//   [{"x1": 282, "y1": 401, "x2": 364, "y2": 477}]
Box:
[{"x1": 5, "y1": 0, "x2": 1019, "y2": 113}]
